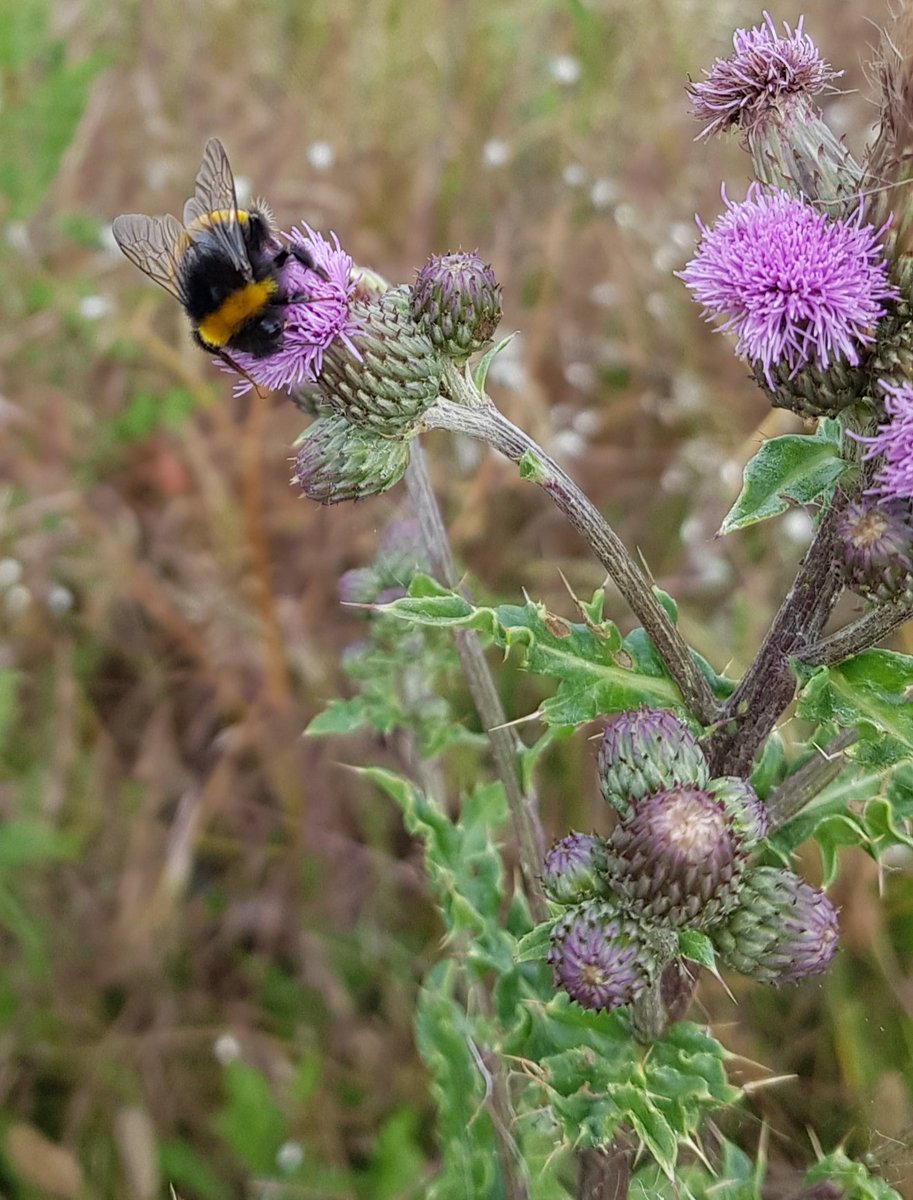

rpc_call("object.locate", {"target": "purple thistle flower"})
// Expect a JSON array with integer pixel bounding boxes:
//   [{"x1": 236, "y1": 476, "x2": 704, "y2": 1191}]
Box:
[
  {"x1": 548, "y1": 902, "x2": 652, "y2": 1013},
  {"x1": 541, "y1": 832, "x2": 606, "y2": 905},
  {"x1": 680, "y1": 186, "x2": 895, "y2": 388},
  {"x1": 689, "y1": 13, "x2": 838, "y2": 140},
  {"x1": 229, "y1": 225, "x2": 362, "y2": 394},
  {"x1": 856, "y1": 381, "x2": 913, "y2": 501}
]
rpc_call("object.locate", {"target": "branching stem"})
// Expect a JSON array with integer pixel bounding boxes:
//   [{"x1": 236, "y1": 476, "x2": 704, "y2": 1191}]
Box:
[{"x1": 420, "y1": 397, "x2": 719, "y2": 727}]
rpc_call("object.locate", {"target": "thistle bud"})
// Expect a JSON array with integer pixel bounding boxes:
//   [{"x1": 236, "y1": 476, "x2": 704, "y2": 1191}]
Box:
[
  {"x1": 411, "y1": 252, "x2": 503, "y2": 361},
  {"x1": 706, "y1": 776, "x2": 769, "y2": 848},
  {"x1": 317, "y1": 287, "x2": 443, "y2": 436},
  {"x1": 597, "y1": 708, "x2": 708, "y2": 814},
  {"x1": 541, "y1": 832, "x2": 607, "y2": 905},
  {"x1": 547, "y1": 901, "x2": 655, "y2": 1013},
  {"x1": 603, "y1": 786, "x2": 746, "y2": 928},
  {"x1": 836, "y1": 497, "x2": 913, "y2": 606},
  {"x1": 292, "y1": 414, "x2": 412, "y2": 505},
  {"x1": 711, "y1": 867, "x2": 839, "y2": 985}
]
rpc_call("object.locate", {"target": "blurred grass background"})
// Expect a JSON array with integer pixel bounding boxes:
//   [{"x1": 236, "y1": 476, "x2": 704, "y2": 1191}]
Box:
[{"x1": 2, "y1": 0, "x2": 913, "y2": 1195}]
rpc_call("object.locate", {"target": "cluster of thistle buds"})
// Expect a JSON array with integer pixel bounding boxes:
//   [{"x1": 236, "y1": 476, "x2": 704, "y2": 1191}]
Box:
[
  {"x1": 679, "y1": 12, "x2": 913, "y2": 608},
  {"x1": 544, "y1": 708, "x2": 839, "y2": 1017},
  {"x1": 275, "y1": 243, "x2": 502, "y2": 505}
]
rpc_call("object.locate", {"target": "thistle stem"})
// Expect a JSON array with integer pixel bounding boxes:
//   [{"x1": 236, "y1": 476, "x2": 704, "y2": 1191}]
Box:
[
  {"x1": 420, "y1": 398, "x2": 719, "y2": 727},
  {"x1": 799, "y1": 602, "x2": 913, "y2": 667},
  {"x1": 766, "y1": 727, "x2": 859, "y2": 830},
  {"x1": 405, "y1": 445, "x2": 547, "y2": 920},
  {"x1": 703, "y1": 494, "x2": 849, "y2": 777}
]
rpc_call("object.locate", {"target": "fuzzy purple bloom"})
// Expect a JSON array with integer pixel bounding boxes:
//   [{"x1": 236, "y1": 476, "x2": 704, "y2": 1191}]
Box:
[
  {"x1": 680, "y1": 186, "x2": 895, "y2": 388},
  {"x1": 230, "y1": 225, "x2": 362, "y2": 394},
  {"x1": 548, "y1": 903, "x2": 651, "y2": 1012},
  {"x1": 857, "y1": 382, "x2": 913, "y2": 501},
  {"x1": 689, "y1": 13, "x2": 838, "y2": 140},
  {"x1": 542, "y1": 832, "x2": 606, "y2": 905}
]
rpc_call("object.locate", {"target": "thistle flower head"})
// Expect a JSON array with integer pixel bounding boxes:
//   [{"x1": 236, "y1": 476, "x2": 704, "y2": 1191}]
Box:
[
  {"x1": 230, "y1": 225, "x2": 362, "y2": 394},
  {"x1": 836, "y1": 495, "x2": 913, "y2": 605},
  {"x1": 680, "y1": 186, "x2": 895, "y2": 388},
  {"x1": 411, "y1": 252, "x2": 503, "y2": 360},
  {"x1": 689, "y1": 13, "x2": 838, "y2": 140},
  {"x1": 541, "y1": 832, "x2": 607, "y2": 905},
  {"x1": 604, "y1": 785, "x2": 746, "y2": 928},
  {"x1": 548, "y1": 902, "x2": 653, "y2": 1012},
  {"x1": 597, "y1": 707, "x2": 709, "y2": 814},
  {"x1": 858, "y1": 381, "x2": 913, "y2": 501},
  {"x1": 711, "y1": 867, "x2": 839, "y2": 985}
]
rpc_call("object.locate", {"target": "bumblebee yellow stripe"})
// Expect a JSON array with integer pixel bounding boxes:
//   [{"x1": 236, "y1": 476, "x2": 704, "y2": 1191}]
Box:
[{"x1": 196, "y1": 278, "x2": 278, "y2": 347}]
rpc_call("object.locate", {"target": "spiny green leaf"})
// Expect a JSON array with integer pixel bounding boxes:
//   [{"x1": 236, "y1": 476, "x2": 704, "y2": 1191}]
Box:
[
  {"x1": 796, "y1": 650, "x2": 913, "y2": 756},
  {"x1": 720, "y1": 426, "x2": 850, "y2": 535},
  {"x1": 515, "y1": 919, "x2": 560, "y2": 963},
  {"x1": 306, "y1": 697, "x2": 370, "y2": 736},
  {"x1": 472, "y1": 332, "x2": 516, "y2": 394}
]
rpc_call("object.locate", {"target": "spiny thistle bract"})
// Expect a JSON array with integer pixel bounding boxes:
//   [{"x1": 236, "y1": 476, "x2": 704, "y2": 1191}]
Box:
[
  {"x1": 602, "y1": 785, "x2": 748, "y2": 929},
  {"x1": 547, "y1": 902, "x2": 656, "y2": 1013},
  {"x1": 597, "y1": 707, "x2": 709, "y2": 813},
  {"x1": 411, "y1": 252, "x2": 503, "y2": 361},
  {"x1": 316, "y1": 287, "x2": 444, "y2": 436},
  {"x1": 291, "y1": 414, "x2": 412, "y2": 505},
  {"x1": 706, "y1": 776, "x2": 769, "y2": 848},
  {"x1": 710, "y1": 867, "x2": 840, "y2": 985},
  {"x1": 836, "y1": 496, "x2": 913, "y2": 605}
]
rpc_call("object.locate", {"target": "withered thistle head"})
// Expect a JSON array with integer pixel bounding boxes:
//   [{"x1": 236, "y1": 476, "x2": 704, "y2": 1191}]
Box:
[{"x1": 836, "y1": 494, "x2": 913, "y2": 605}]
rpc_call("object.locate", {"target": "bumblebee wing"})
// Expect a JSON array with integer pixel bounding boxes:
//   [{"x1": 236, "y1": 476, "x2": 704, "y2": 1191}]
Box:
[
  {"x1": 183, "y1": 138, "x2": 252, "y2": 280},
  {"x1": 112, "y1": 213, "x2": 189, "y2": 303}
]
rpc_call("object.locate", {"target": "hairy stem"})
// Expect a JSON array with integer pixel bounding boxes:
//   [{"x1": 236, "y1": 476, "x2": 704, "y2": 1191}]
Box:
[
  {"x1": 703, "y1": 495, "x2": 849, "y2": 777},
  {"x1": 766, "y1": 728, "x2": 859, "y2": 830},
  {"x1": 420, "y1": 398, "x2": 719, "y2": 727},
  {"x1": 799, "y1": 601, "x2": 913, "y2": 667},
  {"x1": 405, "y1": 445, "x2": 547, "y2": 920}
]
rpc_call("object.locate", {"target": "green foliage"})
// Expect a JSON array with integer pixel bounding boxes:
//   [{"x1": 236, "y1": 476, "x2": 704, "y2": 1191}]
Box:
[
  {"x1": 380, "y1": 577, "x2": 693, "y2": 724},
  {"x1": 804, "y1": 1151, "x2": 903, "y2": 1200},
  {"x1": 796, "y1": 650, "x2": 913, "y2": 763},
  {"x1": 0, "y1": 0, "x2": 107, "y2": 219},
  {"x1": 719, "y1": 422, "x2": 851, "y2": 534},
  {"x1": 213, "y1": 1060, "x2": 289, "y2": 1175}
]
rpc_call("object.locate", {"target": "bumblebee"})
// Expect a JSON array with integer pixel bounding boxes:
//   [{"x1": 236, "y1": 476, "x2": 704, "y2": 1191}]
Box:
[{"x1": 113, "y1": 138, "x2": 323, "y2": 360}]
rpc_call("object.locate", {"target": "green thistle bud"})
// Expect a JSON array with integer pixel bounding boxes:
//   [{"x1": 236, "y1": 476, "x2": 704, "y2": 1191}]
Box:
[
  {"x1": 706, "y1": 776, "x2": 769, "y2": 849},
  {"x1": 711, "y1": 867, "x2": 839, "y2": 984},
  {"x1": 541, "y1": 832, "x2": 607, "y2": 905},
  {"x1": 411, "y1": 252, "x2": 503, "y2": 361},
  {"x1": 754, "y1": 358, "x2": 866, "y2": 419},
  {"x1": 597, "y1": 708, "x2": 709, "y2": 814},
  {"x1": 291, "y1": 415, "x2": 411, "y2": 505},
  {"x1": 317, "y1": 287, "x2": 443, "y2": 436},
  {"x1": 836, "y1": 497, "x2": 913, "y2": 605}
]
